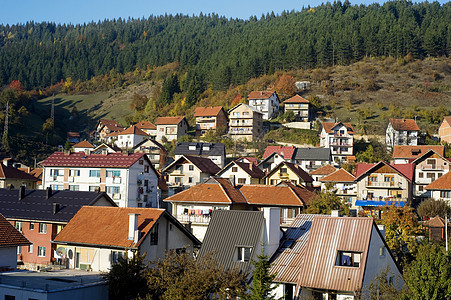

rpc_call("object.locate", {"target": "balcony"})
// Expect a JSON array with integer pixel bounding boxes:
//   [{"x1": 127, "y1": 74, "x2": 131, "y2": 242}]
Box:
[
  {"x1": 171, "y1": 169, "x2": 184, "y2": 176},
  {"x1": 279, "y1": 172, "x2": 290, "y2": 178},
  {"x1": 421, "y1": 165, "x2": 446, "y2": 171},
  {"x1": 329, "y1": 141, "x2": 352, "y2": 146},
  {"x1": 176, "y1": 214, "x2": 211, "y2": 224},
  {"x1": 366, "y1": 181, "x2": 402, "y2": 188}
]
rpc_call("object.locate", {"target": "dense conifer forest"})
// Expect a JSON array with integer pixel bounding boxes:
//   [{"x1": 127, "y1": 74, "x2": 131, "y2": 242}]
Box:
[{"x1": 0, "y1": 0, "x2": 449, "y2": 91}]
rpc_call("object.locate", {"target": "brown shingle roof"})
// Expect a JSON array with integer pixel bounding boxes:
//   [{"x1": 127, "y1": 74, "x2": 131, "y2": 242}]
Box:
[
  {"x1": 320, "y1": 168, "x2": 355, "y2": 182},
  {"x1": 0, "y1": 165, "x2": 39, "y2": 181},
  {"x1": 389, "y1": 118, "x2": 420, "y2": 131},
  {"x1": 284, "y1": 162, "x2": 313, "y2": 182},
  {"x1": 284, "y1": 95, "x2": 310, "y2": 104},
  {"x1": 232, "y1": 161, "x2": 265, "y2": 178},
  {"x1": 392, "y1": 145, "x2": 445, "y2": 159},
  {"x1": 99, "y1": 119, "x2": 124, "y2": 132},
  {"x1": 135, "y1": 121, "x2": 156, "y2": 130},
  {"x1": 41, "y1": 152, "x2": 147, "y2": 168},
  {"x1": 0, "y1": 213, "x2": 30, "y2": 247},
  {"x1": 183, "y1": 155, "x2": 221, "y2": 174},
  {"x1": 194, "y1": 106, "x2": 224, "y2": 117},
  {"x1": 154, "y1": 116, "x2": 186, "y2": 125},
  {"x1": 309, "y1": 164, "x2": 337, "y2": 175},
  {"x1": 442, "y1": 116, "x2": 451, "y2": 126},
  {"x1": 425, "y1": 171, "x2": 451, "y2": 190},
  {"x1": 247, "y1": 90, "x2": 276, "y2": 99},
  {"x1": 428, "y1": 216, "x2": 445, "y2": 227},
  {"x1": 53, "y1": 207, "x2": 165, "y2": 248},
  {"x1": 72, "y1": 140, "x2": 94, "y2": 148},
  {"x1": 322, "y1": 122, "x2": 355, "y2": 134},
  {"x1": 118, "y1": 125, "x2": 149, "y2": 136}
]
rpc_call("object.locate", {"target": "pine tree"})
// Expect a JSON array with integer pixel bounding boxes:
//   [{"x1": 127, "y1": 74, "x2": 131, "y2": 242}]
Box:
[{"x1": 244, "y1": 252, "x2": 279, "y2": 300}]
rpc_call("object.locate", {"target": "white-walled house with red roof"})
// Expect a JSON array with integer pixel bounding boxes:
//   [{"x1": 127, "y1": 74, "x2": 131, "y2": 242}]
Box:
[
  {"x1": 320, "y1": 122, "x2": 355, "y2": 165},
  {"x1": 247, "y1": 90, "x2": 280, "y2": 120},
  {"x1": 41, "y1": 152, "x2": 159, "y2": 208}
]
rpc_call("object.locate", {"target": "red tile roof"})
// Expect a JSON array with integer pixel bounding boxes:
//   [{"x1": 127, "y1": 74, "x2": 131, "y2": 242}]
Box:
[
  {"x1": 389, "y1": 119, "x2": 420, "y2": 131},
  {"x1": 428, "y1": 216, "x2": 445, "y2": 227},
  {"x1": 135, "y1": 121, "x2": 156, "y2": 130},
  {"x1": 322, "y1": 122, "x2": 355, "y2": 134},
  {"x1": 154, "y1": 116, "x2": 186, "y2": 125},
  {"x1": 355, "y1": 161, "x2": 414, "y2": 181},
  {"x1": 118, "y1": 125, "x2": 149, "y2": 136},
  {"x1": 99, "y1": 119, "x2": 124, "y2": 132},
  {"x1": 309, "y1": 164, "x2": 337, "y2": 175},
  {"x1": 235, "y1": 157, "x2": 259, "y2": 165},
  {"x1": 354, "y1": 163, "x2": 376, "y2": 178},
  {"x1": 320, "y1": 168, "x2": 355, "y2": 182},
  {"x1": 442, "y1": 116, "x2": 451, "y2": 126},
  {"x1": 247, "y1": 91, "x2": 276, "y2": 100},
  {"x1": 53, "y1": 207, "x2": 165, "y2": 248},
  {"x1": 284, "y1": 95, "x2": 309, "y2": 104},
  {"x1": 0, "y1": 213, "x2": 30, "y2": 247},
  {"x1": 392, "y1": 145, "x2": 445, "y2": 159},
  {"x1": 194, "y1": 106, "x2": 224, "y2": 117},
  {"x1": 41, "y1": 152, "x2": 147, "y2": 168},
  {"x1": 425, "y1": 171, "x2": 451, "y2": 190},
  {"x1": 239, "y1": 185, "x2": 311, "y2": 206},
  {"x1": 72, "y1": 140, "x2": 94, "y2": 148},
  {"x1": 0, "y1": 164, "x2": 39, "y2": 181},
  {"x1": 262, "y1": 146, "x2": 296, "y2": 160}
]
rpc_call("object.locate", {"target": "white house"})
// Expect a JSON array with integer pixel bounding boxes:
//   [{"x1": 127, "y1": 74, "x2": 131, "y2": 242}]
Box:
[
  {"x1": 155, "y1": 116, "x2": 189, "y2": 142},
  {"x1": 320, "y1": 122, "x2": 355, "y2": 165},
  {"x1": 386, "y1": 119, "x2": 420, "y2": 151},
  {"x1": 247, "y1": 90, "x2": 280, "y2": 120},
  {"x1": 52, "y1": 207, "x2": 200, "y2": 272},
  {"x1": 41, "y1": 152, "x2": 159, "y2": 208},
  {"x1": 319, "y1": 168, "x2": 357, "y2": 207},
  {"x1": 111, "y1": 125, "x2": 150, "y2": 149},
  {"x1": 216, "y1": 160, "x2": 265, "y2": 185},
  {"x1": 425, "y1": 171, "x2": 451, "y2": 205},
  {"x1": 72, "y1": 140, "x2": 95, "y2": 153},
  {"x1": 135, "y1": 121, "x2": 157, "y2": 139}
]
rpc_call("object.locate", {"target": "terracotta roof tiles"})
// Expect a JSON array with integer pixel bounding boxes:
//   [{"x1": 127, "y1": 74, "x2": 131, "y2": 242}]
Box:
[
  {"x1": 389, "y1": 119, "x2": 420, "y2": 131},
  {"x1": 262, "y1": 146, "x2": 296, "y2": 160},
  {"x1": 194, "y1": 106, "x2": 224, "y2": 117},
  {"x1": 135, "y1": 121, "x2": 156, "y2": 130},
  {"x1": 425, "y1": 171, "x2": 451, "y2": 190},
  {"x1": 322, "y1": 122, "x2": 355, "y2": 134},
  {"x1": 392, "y1": 145, "x2": 445, "y2": 159},
  {"x1": 320, "y1": 168, "x2": 355, "y2": 182},
  {"x1": 284, "y1": 95, "x2": 310, "y2": 104},
  {"x1": 154, "y1": 116, "x2": 186, "y2": 125},
  {"x1": 309, "y1": 164, "x2": 337, "y2": 175},
  {"x1": 247, "y1": 91, "x2": 276, "y2": 99},
  {"x1": 72, "y1": 141, "x2": 94, "y2": 148}
]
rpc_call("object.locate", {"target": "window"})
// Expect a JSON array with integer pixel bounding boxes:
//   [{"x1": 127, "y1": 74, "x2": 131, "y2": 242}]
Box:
[
  {"x1": 106, "y1": 170, "x2": 121, "y2": 177},
  {"x1": 189, "y1": 165, "x2": 194, "y2": 171},
  {"x1": 28, "y1": 244, "x2": 33, "y2": 253},
  {"x1": 38, "y1": 246, "x2": 46, "y2": 257},
  {"x1": 384, "y1": 175, "x2": 394, "y2": 182},
  {"x1": 169, "y1": 224, "x2": 174, "y2": 231},
  {"x1": 237, "y1": 247, "x2": 252, "y2": 262},
  {"x1": 150, "y1": 223, "x2": 159, "y2": 245},
  {"x1": 336, "y1": 251, "x2": 361, "y2": 267},
  {"x1": 89, "y1": 186, "x2": 100, "y2": 192},
  {"x1": 15, "y1": 221, "x2": 23, "y2": 232},
  {"x1": 89, "y1": 170, "x2": 100, "y2": 177},
  {"x1": 17, "y1": 246, "x2": 21, "y2": 255},
  {"x1": 4, "y1": 295, "x2": 15, "y2": 300},
  {"x1": 144, "y1": 165, "x2": 149, "y2": 173},
  {"x1": 419, "y1": 172, "x2": 423, "y2": 178},
  {"x1": 238, "y1": 178, "x2": 246, "y2": 184},
  {"x1": 50, "y1": 184, "x2": 63, "y2": 190},
  {"x1": 106, "y1": 186, "x2": 120, "y2": 194},
  {"x1": 232, "y1": 167, "x2": 238, "y2": 172},
  {"x1": 50, "y1": 169, "x2": 63, "y2": 176},
  {"x1": 368, "y1": 175, "x2": 377, "y2": 182},
  {"x1": 39, "y1": 223, "x2": 47, "y2": 234},
  {"x1": 426, "y1": 173, "x2": 436, "y2": 181},
  {"x1": 243, "y1": 112, "x2": 249, "y2": 116},
  {"x1": 69, "y1": 169, "x2": 80, "y2": 176},
  {"x1": 440, "y1": 191, "x2": 451, "y2": 198},
  {"x1": 419, "y1": 185, "x2": 424, "y2": 191},
  {"x1": 29, "y1": 222, "x2": 34, "y2": 230},
  {"x1": 280, "y1": 168, "x2": 288, "y2": 174},
  {"x1": 112, "y1": 251, "x2": 124, "y2": 264},
  {"x1": 139, "y1": 160, "x2": 144, "y2": 165},
  {"x1": 188, "y1": 177, "x2": 193, "y2": 183},
  {"x1": 69, "y1": 185, "x2": 79, "y2": 191}
]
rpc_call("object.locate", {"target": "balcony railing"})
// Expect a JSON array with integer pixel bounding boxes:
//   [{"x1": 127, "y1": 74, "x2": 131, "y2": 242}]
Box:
[
  {"x1": 176, "y1": 214, "x2": 211, "y2": 224},
  {"x1": 366, "y1": 181, "x2": 402, "y2": 188},
  {"x1": 329, "y1": 142, "x2": 352, "y2": 146},
  {"x1": 279, "y1": 172, "x2": 289, "y2": 178},
  {"x1": 171, "y1": 170, "x2": 184, "y2": 175},
  {"x1": 421, "y1": 165, "x2": 445, "y2": 170}
]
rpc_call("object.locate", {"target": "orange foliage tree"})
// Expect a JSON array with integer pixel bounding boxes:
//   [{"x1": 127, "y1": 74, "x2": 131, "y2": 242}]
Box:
[{"x1": 274, "y1": 74, "x2": 295, "y2": 100}]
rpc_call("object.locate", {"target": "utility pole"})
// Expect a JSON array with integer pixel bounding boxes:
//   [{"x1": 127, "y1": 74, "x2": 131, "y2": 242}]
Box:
[
  {"x1": 446, "y1": 214, "x2": 448, "y2": 252},
  {"x1": 3, "y1": 101, "x2": 8, "y2": 138},
  {"x1": 51, "y1": 94, "x2": 55, "y2": 127}
]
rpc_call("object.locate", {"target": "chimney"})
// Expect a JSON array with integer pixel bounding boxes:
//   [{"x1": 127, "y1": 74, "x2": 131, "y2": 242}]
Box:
[
  {"x1": 46, "y1": 187, "x2": 52, "y2": 199},
  {"x1": 128, "y1": 213, "x2": 140, "y2": 241},
  {"x1": 331, "y1": 210, "x2": 341, "y2": 217},
  {"x1": 64, "y1": 150, "x2": 71, "y2": 155},
  {"x1": 262, "y1": 207, "x2": 281, "y2": 258},
  {"x1": 52, "y1": 203, "x2": 60, "y2": 214},
  {"x1": 19, "y1": 185, "x2": 25, "y2": 200}
]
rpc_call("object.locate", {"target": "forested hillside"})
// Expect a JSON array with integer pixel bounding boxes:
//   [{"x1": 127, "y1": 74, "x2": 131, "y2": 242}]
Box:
[{"x1": 0, "y1": 0, "x2": 449, "y2": 91}]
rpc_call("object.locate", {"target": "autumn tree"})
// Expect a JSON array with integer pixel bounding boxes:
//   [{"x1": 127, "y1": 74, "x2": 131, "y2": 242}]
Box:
[
  {"x1": 417, "y1": 198, "x2": 451, "y2": 219},
  {"x1": 130, "y1": 93, "x2": 148, "y2": 111},
  {"x1": 305, "y1": 188, "x2": 350, "y2": 216},
  {"x1": 274, "y1": 74, "x2": 295, "y2": 100}
]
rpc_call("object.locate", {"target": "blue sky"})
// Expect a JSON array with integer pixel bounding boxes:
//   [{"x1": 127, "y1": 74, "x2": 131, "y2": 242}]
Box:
[{"x1": 1, "y1": 0, "x2": 448, "y2": 25}]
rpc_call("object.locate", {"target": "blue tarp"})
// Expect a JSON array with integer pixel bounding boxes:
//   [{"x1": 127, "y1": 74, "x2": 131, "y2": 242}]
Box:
[{"x1": 355, "y1": 200, "x2": 406, "y2": 207}]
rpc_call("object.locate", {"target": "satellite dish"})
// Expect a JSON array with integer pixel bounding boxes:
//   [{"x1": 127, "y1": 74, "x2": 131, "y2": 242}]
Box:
[{"x1": 56, "y1": 247, "x2": 66, "y2": 256}]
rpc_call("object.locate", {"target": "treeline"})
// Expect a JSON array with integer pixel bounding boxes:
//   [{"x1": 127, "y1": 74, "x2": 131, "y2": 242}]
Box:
[{"x1": 0, "y1": 0, "x2": 450, "y2": 90}]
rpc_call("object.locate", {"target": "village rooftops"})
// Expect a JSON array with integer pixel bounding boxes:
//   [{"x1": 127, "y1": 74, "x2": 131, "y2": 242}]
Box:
[
  {"x1": 262, "y1": 146, "x2": 297, "y2": 160},
  {"x1": 320, "y1": 168, "x2": 355, "y2": 182},
  {"x1": 392, "y1": 145, "x2": 445, "y2": 159},
  {"x1": 115, "y1": 125, "x2": 150, "y2": 136},
  {"x1": 309, "y1": 164, "x2": 337, "y2": 175},
  {"x1": 72, "y1": 140, "x2": 94, "y2": 149},
  {"x1": 0, "y1": 164, "x2": 39, "y2": 181},
  {"x1": 163, "y1": 155, "x2": 221, "y2": 174},
  {"x1": 321, "y1": 122, "x2": 355, "y2": 134},
  {"x1": 247, "y1": 90, "x2": 276, "y2": 99},
  {"x1": 425, "y1": 171, "x2": 451, "y2": 190},
  {"x1": 283, "y1": 95, "x2": 310, "y2": 103},
  {"x1": 174, "y1": 142, "x2": 225, "y2": 157},
  {"x1": 389, "y1": 118, "x2": 420, "y2": 131},
  {"x1": 154, "y1": 116, "x2": 186, "y2": 125},
  {"x1": 194, "y1": 106, "x2": 225, "y2": 117},
  {"x1": 98, "y1": 119, "x2": 123, "y2": 132},
  {"x1": 41, "y1": 152, "x2": 148, "y2": 168},
  {"x1": 0, "y1": 213, "x2": 30, "y2": 247},
  {"x1": 355, "y1": 161, "x2": 414, "y2": 182},
  {"x1": 134, "y1": 121, "x2": 156, "y2": 130}
]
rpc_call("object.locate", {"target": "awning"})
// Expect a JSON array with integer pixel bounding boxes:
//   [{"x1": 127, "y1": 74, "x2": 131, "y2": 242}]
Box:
[{"x1": 355, "y1": 200, "x2": 406, "y2": 207}]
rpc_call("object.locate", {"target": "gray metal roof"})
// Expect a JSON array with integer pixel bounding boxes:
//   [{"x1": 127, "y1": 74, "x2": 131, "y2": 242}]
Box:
[
  {"x1": 174, "y1": 142, "x2": 225, "y2": 157},
  {"x1": 198, "y1": 210, "x2": 264, "y2": 274},
  {"x1": 295, "y1": 147, "x2": 331, "y2": 161}
]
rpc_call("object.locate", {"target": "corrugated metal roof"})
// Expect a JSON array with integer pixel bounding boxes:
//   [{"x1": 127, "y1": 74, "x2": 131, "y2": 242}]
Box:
[{"x1": 198, "y1": 210, "x2": 264, "y2": 274}]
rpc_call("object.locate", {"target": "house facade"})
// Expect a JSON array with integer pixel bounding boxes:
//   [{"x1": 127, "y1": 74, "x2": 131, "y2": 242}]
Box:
[
  {"x1": 112, "y1": 125, "x2": 150, "y2": 149},
  {"x1": 320, "y1": 168, "x2": 357, "y2": 206},
  {"x1": 228, "y1": 103, "x2": 264, "y2": 142},
  {"x1": 0, "y1": 163, "x2": 39, "y2": 189},
  {"x1": 438, "y1": 116, "x2": 451, "y2": 143},
  {"x1": 155, "y1": 116, "x2": 189, "y2": 142},
  {"x1": 386, "y1": 119, "x2": 420, "y2": 151},
  {"x1": 41, "y1": 152, "x2": 159, "y2": 208},
  {"x1": 72, "y1": 140, "x2": 95, "y2": 153},
  {"x1": 425, "y1": 171, "x2": 451, "y2": 205},
  {"x1": 247, "y1": 91, "x2": 280, "y2": 120},
  {"x1": 216, "y1": 161, "x2": 265, "y2": 185},
  {"x1": 264, "y1": 161, "x2": 313, "y2": 187},
  {"x1": 294, "y1": 147, "x2": 332, "y2": 173},
  {"x1": 320, "y1": 122, "x2": 354, "y2": 165},
  {"x1": 95, "y1": 119, "x2": 124, "y2": 141},
  {"x1": 133, "y1": 139, "x2": 168, "y2": 169},
  {"x1": 0, "y1": 213, "x2": 30, "y2": 270},
  {"x1": 52, "y1": 207, "x2": 200, "y2": 272},
  {"x1": 392, "y1": 145, "x2": 445, "y2": 164},
  {"x1": 194, "y1": 106, "x2": 228, "y2": 136},
  {"x1": 0, "y1": 187, "x2": 116, "y2": 270},
  {"x1": 412, "y1": 150, "x2": 450, "y2": 199},
  {"x1": 135, "y1": 121, "x2": 157, "y2": 138},
  {"x1": 283, "y1": 95, "x2": 310, "y2": 122},
  {"x1": 309, "y1": 164, "x2": 337, "y2": 188},
  {"x1": 174, "y1": 142, "x2": 225, "y2": 168}
]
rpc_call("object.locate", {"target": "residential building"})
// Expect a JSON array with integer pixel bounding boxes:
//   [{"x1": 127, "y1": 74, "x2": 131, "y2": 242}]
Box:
[
  {"x1": 108, "y1": 125, "x2": 150, "y2": 149},
  {"x1": 235, "y1": 157, "x2": 259, "y2": 165},
  {"x1": 18, "y1": 167, "x2": 43, "y2": 189},
  {"x1": 90, "y1": 143, "x2": 121, "y2": 155},
  {"x1": 386, "y1": 118, "x2": 420, "y2": 151},
  {"x1": 438, "y1": 116, "x2": 451, "y2": 143},
  {"x1": 294, "y1": 147, "x2": 332, "y2": 173},
  {"x1": 283, "y1": 95, "x2": 310, "y2": 121},
  {"x1": 309, "y1": 164, "x2": 337, "y2": 188},
  {"x1": 135, "y1": 120, "x2": 157, "y2": 138},
  {"x1": 216, "y1": 161, "x2": 265, "y2": 185},
  {"x1": 320, "y1": 122, "x2": 354, "y2": 164},
  {"x1": 0, "y1": 187, "x2": 116, "y2": 270},
  {"x1": 52, "y1": 207, "x2": 200, "y2": 272},
  {"x1": 95, "y1": 119, "x2": 124, "y2": 141},
  {"x1": 41, "y1": 152, "x2": 159, "y2": 208},
  {"x1": 264, "y1": 161, "x2": 313, "y2": 187},
  {"x1": 270, "y1": 215, "x2": 403, "y2": 299},
  {"x1": 155, "y1": 116, "x2": 189, "y2": 142},
  {"x1": 164, "y1": 178, "x2": 314, "y2": 240},
  {"x1": 133, "y1": 139, "x2": 168, "y2": 169},
  {"x1": 162, "y1": 155, "x2": 221, "y2": 189},
  {"x1": 194, "y1": 106, "x2": 228, "y2": 136},
  {"x1": 247, "y1": 90, "x2": 280, "y2": 120},
  {"x1": 258, "y1": 146, "x2": 297, "y2": 173},
  {"x1": 0, "y1": 163, "x2": 39, "y2": 189},
  {"x1": 354, "y1": 162, "x2": 414, "y2": 210},
  {"x1": 392, "y1": 145, "x2": 445, "y2": 164},
  {"x1": 0, "y1": 213, "x2": 30, "y2": 271},
  {"x1": 319, "y1": 168, "x2": 357, "y2": 206},
  {"x1": 174, "y1": 142, "x2": 225, "y2": 168},
  {"x1": 411, "y1": 149, "x2": 450, "y2": 199},
  {"x1": 72, "y1": 140, "x2": 95, "y2": 153},
  {"x1": 198, "y1": 208, "x2": 281, "y2": 275},
  {"x1": 228, "y1": 103, "x2": 264, "y2": 142},
  {"x1": 425, "y1": 171, "x2": 451, "y2": 205}
]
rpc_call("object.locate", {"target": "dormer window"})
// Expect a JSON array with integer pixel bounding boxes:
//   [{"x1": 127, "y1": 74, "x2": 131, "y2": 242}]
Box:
[
  {"x1": 236, "y1": 247, "x2": 252, "y2": 262},
  {"x1": 336, "y1": 251, "x2": 361, "y2": 267}
]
